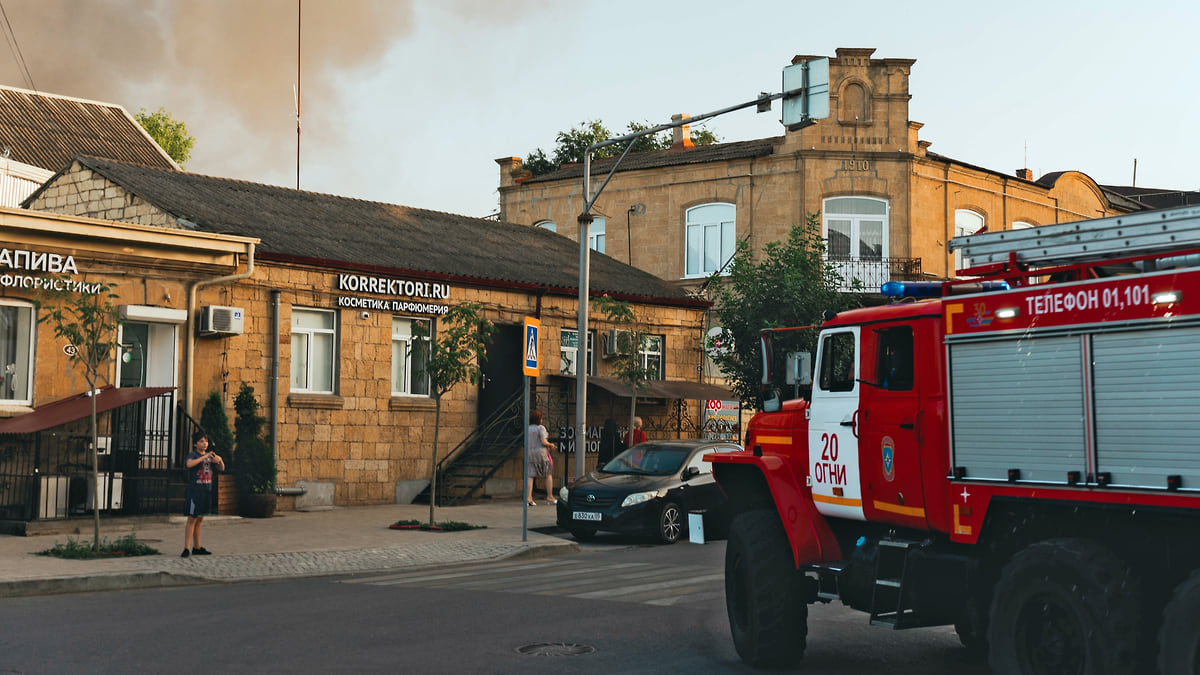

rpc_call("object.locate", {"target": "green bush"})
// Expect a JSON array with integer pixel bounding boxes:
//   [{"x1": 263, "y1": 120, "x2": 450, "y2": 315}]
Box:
[
  {"x1": 39, "y1": 533, "x2": 159, "y2": 559},
  {"x1": 234, "y1": 383, "x2": 275, "y2": 494},
  {"x1": 199, "y1": 391, "x2": 235, "y2": 466}
]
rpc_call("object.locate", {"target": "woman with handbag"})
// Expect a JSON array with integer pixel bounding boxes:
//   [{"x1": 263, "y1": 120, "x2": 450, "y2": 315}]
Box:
[{"x1": 525, "y1": 410, "x2": 556, "y2": 505}]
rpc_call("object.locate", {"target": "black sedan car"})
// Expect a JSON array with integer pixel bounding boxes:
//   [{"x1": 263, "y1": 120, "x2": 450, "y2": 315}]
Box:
[{"x1": 556, "y1": 440, "x2": 742, "y2": 544}]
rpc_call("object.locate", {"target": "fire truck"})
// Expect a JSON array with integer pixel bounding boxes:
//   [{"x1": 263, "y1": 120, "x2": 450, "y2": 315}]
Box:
[{"x1": 709, "y1": 204, "x2": 1200, "y2": 673}]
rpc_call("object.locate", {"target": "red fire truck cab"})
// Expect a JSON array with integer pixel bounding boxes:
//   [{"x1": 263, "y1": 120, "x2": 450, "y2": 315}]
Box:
[{"x1": 710, "y1": 205, "x2": 1200, "y2": 673}]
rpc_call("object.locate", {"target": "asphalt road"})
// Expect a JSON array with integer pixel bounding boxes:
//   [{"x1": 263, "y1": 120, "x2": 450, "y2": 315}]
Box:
[{"x1": 0, "y1": 538, "x2": 989, "y2": 674}]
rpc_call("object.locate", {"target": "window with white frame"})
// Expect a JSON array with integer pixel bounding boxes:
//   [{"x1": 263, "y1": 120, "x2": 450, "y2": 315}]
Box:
[
  {"x1": 954, "y1": 209, "x2": 986, "y2": 275},
  {"x1": 290, "y1": 308, "x2": 336, "y2": 394},
  {"x1": 823, "y1": 197, "x2": 887, "y2": 260},
  {"x1": 392, "y1": 317, "x2": 430, "y2": 396},
  {"x1": 0, "y1": 300, "x2": 35, "y2": 404},
  {"x1": 685, "y1": 203, "x2": 736, "y2": 277},
  {"x1": 589, "y1": 217, "x2": 605, "y2": 253},
  {"x1": 534, "y1": 220, "x2": 556, "y2": 233},
  {"x1": 560, "y1": 328, "x2": 595, "y2": 376},
  {"x1": 639, "y1": 334, "x2": 664, "y2": 380}
]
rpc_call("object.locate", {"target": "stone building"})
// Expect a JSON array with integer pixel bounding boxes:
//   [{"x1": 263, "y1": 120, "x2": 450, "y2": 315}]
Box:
[
  {"x1": 8, "y1": 155, "x2": 727, "y2": 518},
  {"x1": 496, "y1": 47, "x2": 1144, "y2": 300}
]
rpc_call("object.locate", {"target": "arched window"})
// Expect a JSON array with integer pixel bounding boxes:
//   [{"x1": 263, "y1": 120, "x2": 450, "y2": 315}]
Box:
[
  {"x1": 954, "y1": 209, "x2": 986, "y2": 275},
  {"x1": 823, "y1": 197, "x2": 888, "y2": 289},
  {"x1": 685, "y1": 203, "x2": 736, "y2": 277},
  {"x1": 1011, "y1": 221, "x2": 1034, "y2": 231},
  {"x1": 534, "y1": 220, "x2": 556, "y2": 233}
]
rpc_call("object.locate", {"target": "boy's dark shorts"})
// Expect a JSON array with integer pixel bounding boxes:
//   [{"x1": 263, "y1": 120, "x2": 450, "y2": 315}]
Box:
[{"x1": 184, "y1": 486, "x2": 212, "y2": 517}]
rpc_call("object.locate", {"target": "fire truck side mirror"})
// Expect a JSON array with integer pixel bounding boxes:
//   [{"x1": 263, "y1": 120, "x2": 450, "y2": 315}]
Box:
[{"x1": 762, "y1": 387, "x2": 781, "y2": 413}]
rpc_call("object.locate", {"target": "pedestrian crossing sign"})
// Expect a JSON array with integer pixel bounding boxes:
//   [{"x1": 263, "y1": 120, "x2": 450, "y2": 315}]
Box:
[{"x1": 523, "y1": 317, "x2": 540, "y2": 376}]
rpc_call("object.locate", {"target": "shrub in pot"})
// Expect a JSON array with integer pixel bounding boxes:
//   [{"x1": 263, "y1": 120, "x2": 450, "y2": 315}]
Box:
[{"x1": 234, "y1": 383, "x2": 276, "y2": 517}]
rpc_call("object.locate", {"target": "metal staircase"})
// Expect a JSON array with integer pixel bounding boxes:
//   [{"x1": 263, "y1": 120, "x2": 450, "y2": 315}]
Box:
[
  {"x1": 868, "y1": 539, "x2": 924, "y2": 629},
  {"x1": 426, "y1": 388, "x2": 526, "y2": 506}
]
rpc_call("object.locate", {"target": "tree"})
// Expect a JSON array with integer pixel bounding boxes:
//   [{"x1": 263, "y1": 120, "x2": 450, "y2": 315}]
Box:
[
  {"x1": 524, "y1": 119, "x2": 721, "y2": 176},
  {"x1": 134, "y1": 107, "x2": 196, "y2": 167},
  {"x1": 707, "y1": 213, "x2": 860, "y2": 410},
  {"x1": 592, "y1": 294, "x2": 657, "y2": 443},
  {"x1": 414, "y1": 303, "x2": 494, "y2": 526},
  {"x1": 200, "y1": 391, "x2": 235, "y2": 469},
  {"x1": 35, "y1": 280, "x2": 122, "y2": 552},
  {"x1": 233, "y1": 383, "x2": 274, "y2": 495}
]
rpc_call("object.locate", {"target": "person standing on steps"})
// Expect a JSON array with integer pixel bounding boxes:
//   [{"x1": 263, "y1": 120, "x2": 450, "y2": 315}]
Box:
[
  {"x1": 525, "y1": 410, "x2": 556, "y2": 506},
  {"x1": 182, "y1": 431, "x2": 224, "y2": 557}
]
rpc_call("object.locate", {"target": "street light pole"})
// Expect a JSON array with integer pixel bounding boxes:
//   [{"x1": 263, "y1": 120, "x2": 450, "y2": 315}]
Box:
[{"x1": 572, "y1": 87, "x2": 809, "y2": 480}]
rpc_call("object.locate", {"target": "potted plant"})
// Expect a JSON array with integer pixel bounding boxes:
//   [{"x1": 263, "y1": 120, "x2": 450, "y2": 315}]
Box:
[{"x1": 234, "y1": 383, "x2": 276, "y2": 518}]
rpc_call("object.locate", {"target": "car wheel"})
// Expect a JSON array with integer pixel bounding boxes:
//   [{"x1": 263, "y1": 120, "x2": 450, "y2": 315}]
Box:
[
  {"x1": 987, "y1": 538, "x2": 1139, "y2": 675},
  {"x1": 725, "y1": 509, "x2": 807, "y2": 668},
  {"x1": 655, "y1": 501, "x2": 682, "y2": 544},
  {"x1": 1158, "y1": 569, "x2": 1200, "y2": 675},
  {"x1": 569, "y1": 528, "x2": 596, "y2": 542}
]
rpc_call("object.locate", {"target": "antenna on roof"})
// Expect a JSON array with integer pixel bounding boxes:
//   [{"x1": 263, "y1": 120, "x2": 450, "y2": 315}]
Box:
[{"x1": 295, "y1": 0, "x2": 302, "y2": 190}]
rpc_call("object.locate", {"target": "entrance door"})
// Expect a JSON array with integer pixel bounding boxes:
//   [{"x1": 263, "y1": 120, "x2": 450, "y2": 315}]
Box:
[
  {"x1": 807, "y1": 327, "x2": 865, "y2": 520},
  {"x1": 478, "y1": 323, "x2": 523, "y2": 424},
  {"x1": 116, "y1": 322, "x2": 177, "y2": 467}
]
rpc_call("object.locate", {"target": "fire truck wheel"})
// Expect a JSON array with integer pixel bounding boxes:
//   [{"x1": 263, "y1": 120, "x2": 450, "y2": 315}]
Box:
[
  {"x1": 953, "y1": 595, "x2": 988, "y2": 658},
  {"x1": 987, "y1": 538, "x2": 1139, "y2": 675},
  {"x1": 1157, "y1": 568, "x2": 1200, "y2": 674},
  {"x1": 656, "y1": 501, "x2": 683, "y2": 544},
  {"x1": 725, "y1": 509, "x2": 807, "y2": 668}
]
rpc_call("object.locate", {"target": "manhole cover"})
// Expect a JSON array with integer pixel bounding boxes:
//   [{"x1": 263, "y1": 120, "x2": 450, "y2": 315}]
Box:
[{"x1": 515, "y1": 642, "x2": 596, "y2": 657}]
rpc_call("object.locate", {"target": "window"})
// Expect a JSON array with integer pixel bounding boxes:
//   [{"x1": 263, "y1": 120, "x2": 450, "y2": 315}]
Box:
[
  {"x1": 534, "y1": 220, "x2": 556, "y2": 233},
  {"x1": 685, "y1": 203, "x2": 736, "y2": 277},
  {"x1": 875, "y1": 327, "x2": 913, "y2": 391},
  {"x1": 823, "y1": 197, "x2": 888, "y2": 289},
  {"x1": 0, "y1": 301, "x2": 34, "y2": 404},
  {"x1": 290, "y1": 308, "x2": 336, "y2": 393},
  {"x1": 954, "y1": 209, "x2": 986, "y2": 275},
  {"x1": 818, "y1": 331, "x2": 855, "y2": 393},
  {"x1": 639, "y1": 335, "x2": 664, "y2": 379},
  {"x1": 392, "y1": 317, "x2": 430, "y2": 396},
  {"x1": 589, "y1": 217, "x2": 605, "y2": 253},
  {"x1": 1012, "y1": 221, "x2": 1035, "y2": 231},
  {"x1": 560, "y1": 328, "x2": 595, "y2": 376}
]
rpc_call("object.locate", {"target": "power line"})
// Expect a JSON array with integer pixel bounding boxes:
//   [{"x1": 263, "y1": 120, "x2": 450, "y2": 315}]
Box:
[{"x1": 0, "y1": 1, "x2": 36, "y2": 91}]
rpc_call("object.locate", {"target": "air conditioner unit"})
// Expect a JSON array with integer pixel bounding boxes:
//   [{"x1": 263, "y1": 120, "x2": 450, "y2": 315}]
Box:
[
  {"x1": 602, "y1": 329, "x2": 632, "y2": 358},
  {"x1": 199, "y1": 305, "x2": 245, "y2": 336}
]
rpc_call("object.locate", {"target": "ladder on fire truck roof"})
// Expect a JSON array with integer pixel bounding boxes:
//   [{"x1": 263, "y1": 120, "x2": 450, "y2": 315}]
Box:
[{"x1": 949, "y1": 204, "x2": 1200, "y2": 268}]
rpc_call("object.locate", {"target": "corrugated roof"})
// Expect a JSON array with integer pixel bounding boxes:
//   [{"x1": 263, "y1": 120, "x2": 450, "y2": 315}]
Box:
[
  {"x1": 48, "y1": 155, "x2": 699, "y2": 306},
  {"x1": 0, "y1": 85, "x2": 177, "y2": 173}
]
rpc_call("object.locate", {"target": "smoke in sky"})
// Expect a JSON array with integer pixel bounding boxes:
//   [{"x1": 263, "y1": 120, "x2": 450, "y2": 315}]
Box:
[{"x1": 0, "y1": 0, "x2": 414, "y2": 186}]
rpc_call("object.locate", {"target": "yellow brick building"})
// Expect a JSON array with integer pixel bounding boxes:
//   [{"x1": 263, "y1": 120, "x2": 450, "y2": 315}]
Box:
[{"x1": 497, "y1": 48, "x2": 1141, "y2": 296}]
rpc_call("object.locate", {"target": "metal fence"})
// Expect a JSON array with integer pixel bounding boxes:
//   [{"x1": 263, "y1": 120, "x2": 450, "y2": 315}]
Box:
[
  {"x1": 828, "y1": 256, "x2": 923, "y2": 292},
  {"x1": 0, "y1": 391, "x2": 185, "y2": 521}
]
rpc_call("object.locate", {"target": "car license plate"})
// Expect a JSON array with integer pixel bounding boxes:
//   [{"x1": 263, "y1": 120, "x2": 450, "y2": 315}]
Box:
[{"x1": 572, "y1": 511, "x2": 602, "y2": 522}]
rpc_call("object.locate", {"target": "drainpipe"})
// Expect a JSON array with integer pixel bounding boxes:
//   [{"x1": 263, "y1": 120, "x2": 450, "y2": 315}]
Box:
[
  {"x1": 270, "y1": 290, "x2": 281, "y2": 483},
  {"x1": 186, "y1": 243, "x2": 256, "y2": 416}
]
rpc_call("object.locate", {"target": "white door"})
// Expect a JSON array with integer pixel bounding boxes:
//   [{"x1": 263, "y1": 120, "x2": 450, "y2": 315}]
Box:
[
  {"x1": 807, "y1": 327, "x2": 865, "y2": 520},
  {"x1": 118, "y1": 322, "x2": 178, "y2": 464}
]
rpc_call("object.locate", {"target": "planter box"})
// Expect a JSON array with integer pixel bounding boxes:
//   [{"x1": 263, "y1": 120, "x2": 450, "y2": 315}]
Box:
[
  {"x1": 217, "y1": 475, "x2": 238, "y2": 515},
  {"x1": 239, "y1": 492, "x2": 277, "y2": 518}
]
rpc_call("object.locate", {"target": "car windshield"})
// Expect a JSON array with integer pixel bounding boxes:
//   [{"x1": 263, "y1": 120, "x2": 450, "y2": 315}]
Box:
[{"x1": 600, "y1": 445, "x2": 692, "y2": 476}]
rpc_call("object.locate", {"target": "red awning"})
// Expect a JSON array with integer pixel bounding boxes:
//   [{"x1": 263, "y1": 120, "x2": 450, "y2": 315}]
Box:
[{"x1": 0, "y1": 386, "x2": 176, "y2": 435}]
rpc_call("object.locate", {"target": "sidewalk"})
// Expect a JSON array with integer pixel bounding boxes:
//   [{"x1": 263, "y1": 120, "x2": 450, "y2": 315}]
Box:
[{"x1": 0, "y1": 499, "x2": 575, "y2": 598}]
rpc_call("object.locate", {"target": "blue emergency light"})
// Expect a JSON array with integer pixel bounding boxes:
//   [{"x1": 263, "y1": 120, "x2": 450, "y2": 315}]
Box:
[{"x1": 881, "y1": 280, "x2": 1011, "y2": 298}]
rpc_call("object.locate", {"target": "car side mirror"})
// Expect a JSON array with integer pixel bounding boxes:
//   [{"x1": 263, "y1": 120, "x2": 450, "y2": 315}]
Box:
[{"x1": 682, "y1": 466, "x2": 700, "y2": 480}]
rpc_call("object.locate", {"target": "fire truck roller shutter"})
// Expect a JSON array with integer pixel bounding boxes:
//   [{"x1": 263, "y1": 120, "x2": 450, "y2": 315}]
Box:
[{"x1": 949, "y1": 335, "x2": 1086, "y2": 483}]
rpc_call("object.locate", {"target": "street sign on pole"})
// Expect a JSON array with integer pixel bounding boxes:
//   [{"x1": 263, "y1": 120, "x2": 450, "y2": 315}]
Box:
[
  {"x1": 523, "y1": 317, "x2": 540, "y2": 377},
  {"x1": 781, "y1": 57, "x2": 829, "y2": 131}
]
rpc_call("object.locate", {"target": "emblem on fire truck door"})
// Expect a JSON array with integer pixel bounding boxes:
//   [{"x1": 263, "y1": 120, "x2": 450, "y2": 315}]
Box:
[{"x1": 882, "y1": 436, "x2": 895, "y2": 482}]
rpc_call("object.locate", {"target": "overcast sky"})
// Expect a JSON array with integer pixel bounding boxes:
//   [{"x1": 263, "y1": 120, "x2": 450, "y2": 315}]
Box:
[{"x1": 1, "y1": 0, "x2": 1196, "y2": 219}]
